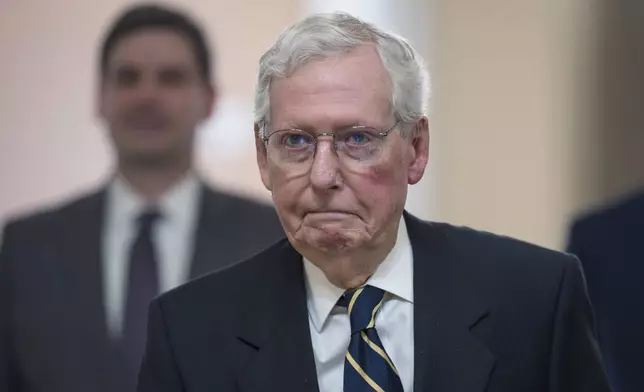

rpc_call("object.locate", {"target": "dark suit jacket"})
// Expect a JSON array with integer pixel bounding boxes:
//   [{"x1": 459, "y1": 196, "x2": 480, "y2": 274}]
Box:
[
  {"x1": 567, "y1": 192, "x2": 644, "y2": 392},
  {"x1": 138, "y1": 212, "x2": 610, "y2": 392},
  {"x1": 0, "y1": 184, "x2": 284, "y2": 392}
]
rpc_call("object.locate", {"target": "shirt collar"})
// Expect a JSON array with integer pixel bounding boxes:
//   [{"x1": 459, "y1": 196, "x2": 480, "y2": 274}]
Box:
[
  {"x1": 107, "y1": 172, "x2": 201, "y2": 226},
  {"x1": 303, "y1": 215, "x2": 414, "y2": 332}
]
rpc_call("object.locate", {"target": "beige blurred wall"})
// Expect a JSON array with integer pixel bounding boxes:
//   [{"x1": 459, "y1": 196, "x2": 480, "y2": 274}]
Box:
[
  {"x1": 595, "y1": 0, "x2": 644, "y2": 201},
  {"x1": 0, "y1": 0, "x2": 299, "y2": 229},
  {"x1": 432, "y1": 0, "x2": 609, "y2": 249}
]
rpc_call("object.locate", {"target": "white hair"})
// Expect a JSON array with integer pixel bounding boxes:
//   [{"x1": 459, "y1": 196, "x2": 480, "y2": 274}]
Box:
[{"x1": 254, "y1": 11, "x2": 431, "y2": 137}]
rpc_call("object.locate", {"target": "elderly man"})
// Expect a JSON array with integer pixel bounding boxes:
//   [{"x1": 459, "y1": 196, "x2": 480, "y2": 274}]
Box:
[{"x1": 138, "y1": 12, "x2": 610, "y2": 392}]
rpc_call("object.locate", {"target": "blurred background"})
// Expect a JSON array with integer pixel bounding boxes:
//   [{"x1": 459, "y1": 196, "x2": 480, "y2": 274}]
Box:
[{"x1": 1, "y1": 0, "x2": 643, "y2": 250}]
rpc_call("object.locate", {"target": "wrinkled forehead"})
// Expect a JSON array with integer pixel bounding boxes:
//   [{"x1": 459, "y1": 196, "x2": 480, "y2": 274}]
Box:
[{"x1": 268, "y1": 46, "x2": 394, "y2": 128}]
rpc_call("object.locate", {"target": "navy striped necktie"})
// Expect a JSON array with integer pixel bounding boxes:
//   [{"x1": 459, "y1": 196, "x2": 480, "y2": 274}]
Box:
[{"x1": 337, "y1": 285, "x2": 404, "y2": 392}]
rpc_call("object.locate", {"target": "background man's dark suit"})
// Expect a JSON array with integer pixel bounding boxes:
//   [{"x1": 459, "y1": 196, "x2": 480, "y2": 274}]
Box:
[
  {"x1": 567, "y1": 191, "x2": 644, "y2": 392},
  {"x1": 139, "y1": 213, "x2": 610, "y2": 392},
  {"x1": 0, "y1": 184, "x2": 284, "y2": 392}
]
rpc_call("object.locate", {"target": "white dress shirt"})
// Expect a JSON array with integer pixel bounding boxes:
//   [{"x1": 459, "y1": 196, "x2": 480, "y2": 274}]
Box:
[
  {"x1": 304, "y1": 217, "x2": 415, "y2": 392},
  {"x1": 102, "y1": 174, "x2": 201, "y2": 338}
]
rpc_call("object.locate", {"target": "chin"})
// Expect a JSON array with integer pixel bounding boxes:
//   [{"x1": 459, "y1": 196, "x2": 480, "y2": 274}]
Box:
[
  {"x1": 295, "y1": 227, "x2": 365, "y2": 254},
  {"x1": 123, "y1": 147, "x2": 176, "y2": 163}
]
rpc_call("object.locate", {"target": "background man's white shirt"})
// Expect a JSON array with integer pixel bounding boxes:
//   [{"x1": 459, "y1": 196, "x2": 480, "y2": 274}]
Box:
[{"x1": 102, "y1": 174, "x2": 200, "y2": 337}]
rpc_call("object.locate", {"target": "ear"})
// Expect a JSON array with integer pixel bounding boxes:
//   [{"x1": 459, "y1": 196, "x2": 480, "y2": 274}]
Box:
[
  {"x1": 407, "y1": 116, "x2": 430, "y2": 185},
  {"x1": 254, "y1": 123, "x2": 272, "y2": 191}
]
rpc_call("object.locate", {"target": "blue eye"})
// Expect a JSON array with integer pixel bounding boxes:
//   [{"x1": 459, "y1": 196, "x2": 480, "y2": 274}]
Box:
[
  {"x1": 285, "y1": 135, "x2": 306, "y2": 145},
  {"x1": 281, "y1": 132, "x2": 313, "y2": 148},
  {"x1": 346, "y1": 131, "x2": 371, "y2": 145}
]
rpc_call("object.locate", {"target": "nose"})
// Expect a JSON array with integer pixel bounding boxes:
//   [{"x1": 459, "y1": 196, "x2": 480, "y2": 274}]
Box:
[
  {"x1": 134, "y1": 74, "x2": 160, "y2": 102},
  {"x1": 309, "y1": 138, "x2": 342, "y2": 192}
]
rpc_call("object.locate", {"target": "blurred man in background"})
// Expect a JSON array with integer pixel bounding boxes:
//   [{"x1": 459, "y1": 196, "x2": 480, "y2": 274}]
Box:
[
  {"x1": 0, "y1": 4, "x2": 283, "y2": 392},
  {"x1": 567, "y1": 191, "x2": 644, "y2": 392}
]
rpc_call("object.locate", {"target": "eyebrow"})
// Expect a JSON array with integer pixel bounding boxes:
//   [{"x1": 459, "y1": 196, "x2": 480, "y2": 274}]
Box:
[
  {"x1": 275, "y1": 122, "x2": 379, "y2": 133},
  {"x1": 111, "y1": 61, "x2": 192, "y2": 72}
]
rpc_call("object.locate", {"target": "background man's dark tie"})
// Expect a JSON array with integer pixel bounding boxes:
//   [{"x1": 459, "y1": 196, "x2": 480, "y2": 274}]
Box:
[{"x1": 119, "y1": 209, "x2": 161, "y2": 385}]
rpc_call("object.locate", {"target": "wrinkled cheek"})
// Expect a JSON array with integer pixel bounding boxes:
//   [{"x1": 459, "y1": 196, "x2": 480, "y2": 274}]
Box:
[{"x1": 268, "y1": 166, "x2": 309, "y2": 232}]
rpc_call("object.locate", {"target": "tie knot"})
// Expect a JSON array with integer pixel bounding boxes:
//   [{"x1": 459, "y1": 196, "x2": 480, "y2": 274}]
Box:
[
  {"x1": 137, "y1": 208, "x2": 161, "y2": 232},
  {"x1": 338, "y1": 285, "x2": 386, "y2": 334}
]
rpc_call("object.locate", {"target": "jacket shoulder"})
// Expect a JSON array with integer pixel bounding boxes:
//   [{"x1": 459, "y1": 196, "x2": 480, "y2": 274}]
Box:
[
  {"x1": 204, "y1": 188, "x2": 276, "y2": 216},
  {"x1": 412, "y1": 216, "x2": 575, "y2": 274},
  {"x1": 152, "y1": 239, "x2": 289, "y2": 328},
  {"x1": 410, "y1": 218, "x2": 578, "y2": 300},
  {"x1": 571, "y1": 190, "x2": 644, "y2": 233},
  {"x1": 424, "y1": 220, "x2": 580, "y2": 317},
  {"x1": 163, "y1": 238, "x2": 286, "y2": 296},
  {"x1": 1, "y1": 189, "x2": 104, "y2": 243}
]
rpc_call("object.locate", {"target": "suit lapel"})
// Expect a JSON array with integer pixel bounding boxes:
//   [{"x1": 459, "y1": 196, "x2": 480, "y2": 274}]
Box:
[
  {"x1": 189, "y1": 186, "x2": 237, "y2": 279},
  {"x1": 189, "y1": 186, "x2": 219, "y2": 279},
  {"x1": 57, "y1": 190, "x2": 112, "y2": 387},
  {"x1": 406, "y1": 213, "x2": 495, "y2": 392},
  {"x1": 236, "y1": 242, "x2": 320, "y2": 392}
]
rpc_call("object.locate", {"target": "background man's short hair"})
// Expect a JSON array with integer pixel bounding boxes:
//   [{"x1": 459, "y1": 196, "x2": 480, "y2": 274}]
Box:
[{"x1": 99, "y1": 3, "x2": 213, "y2": 81}]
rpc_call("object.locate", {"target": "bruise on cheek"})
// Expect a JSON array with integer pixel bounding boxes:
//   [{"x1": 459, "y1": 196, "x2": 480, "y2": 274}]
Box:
[
  {"x1": 350, "y1": 159, "x2": 407, "y2": 219},
  {"x1": 348, "y1": 164, "x2": 397, "y2": 213},
  {"x1": 356, "y1": 160, "x2": 397, "y2": 186},
  {"x1": 355, "y1": 143, "x2": 409, "y2": 183}
]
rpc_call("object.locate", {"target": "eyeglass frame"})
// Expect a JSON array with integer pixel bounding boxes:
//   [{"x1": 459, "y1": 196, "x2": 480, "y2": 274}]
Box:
[{"x1": 259, "y1": 119, "x2": 403, "y2": 158}]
